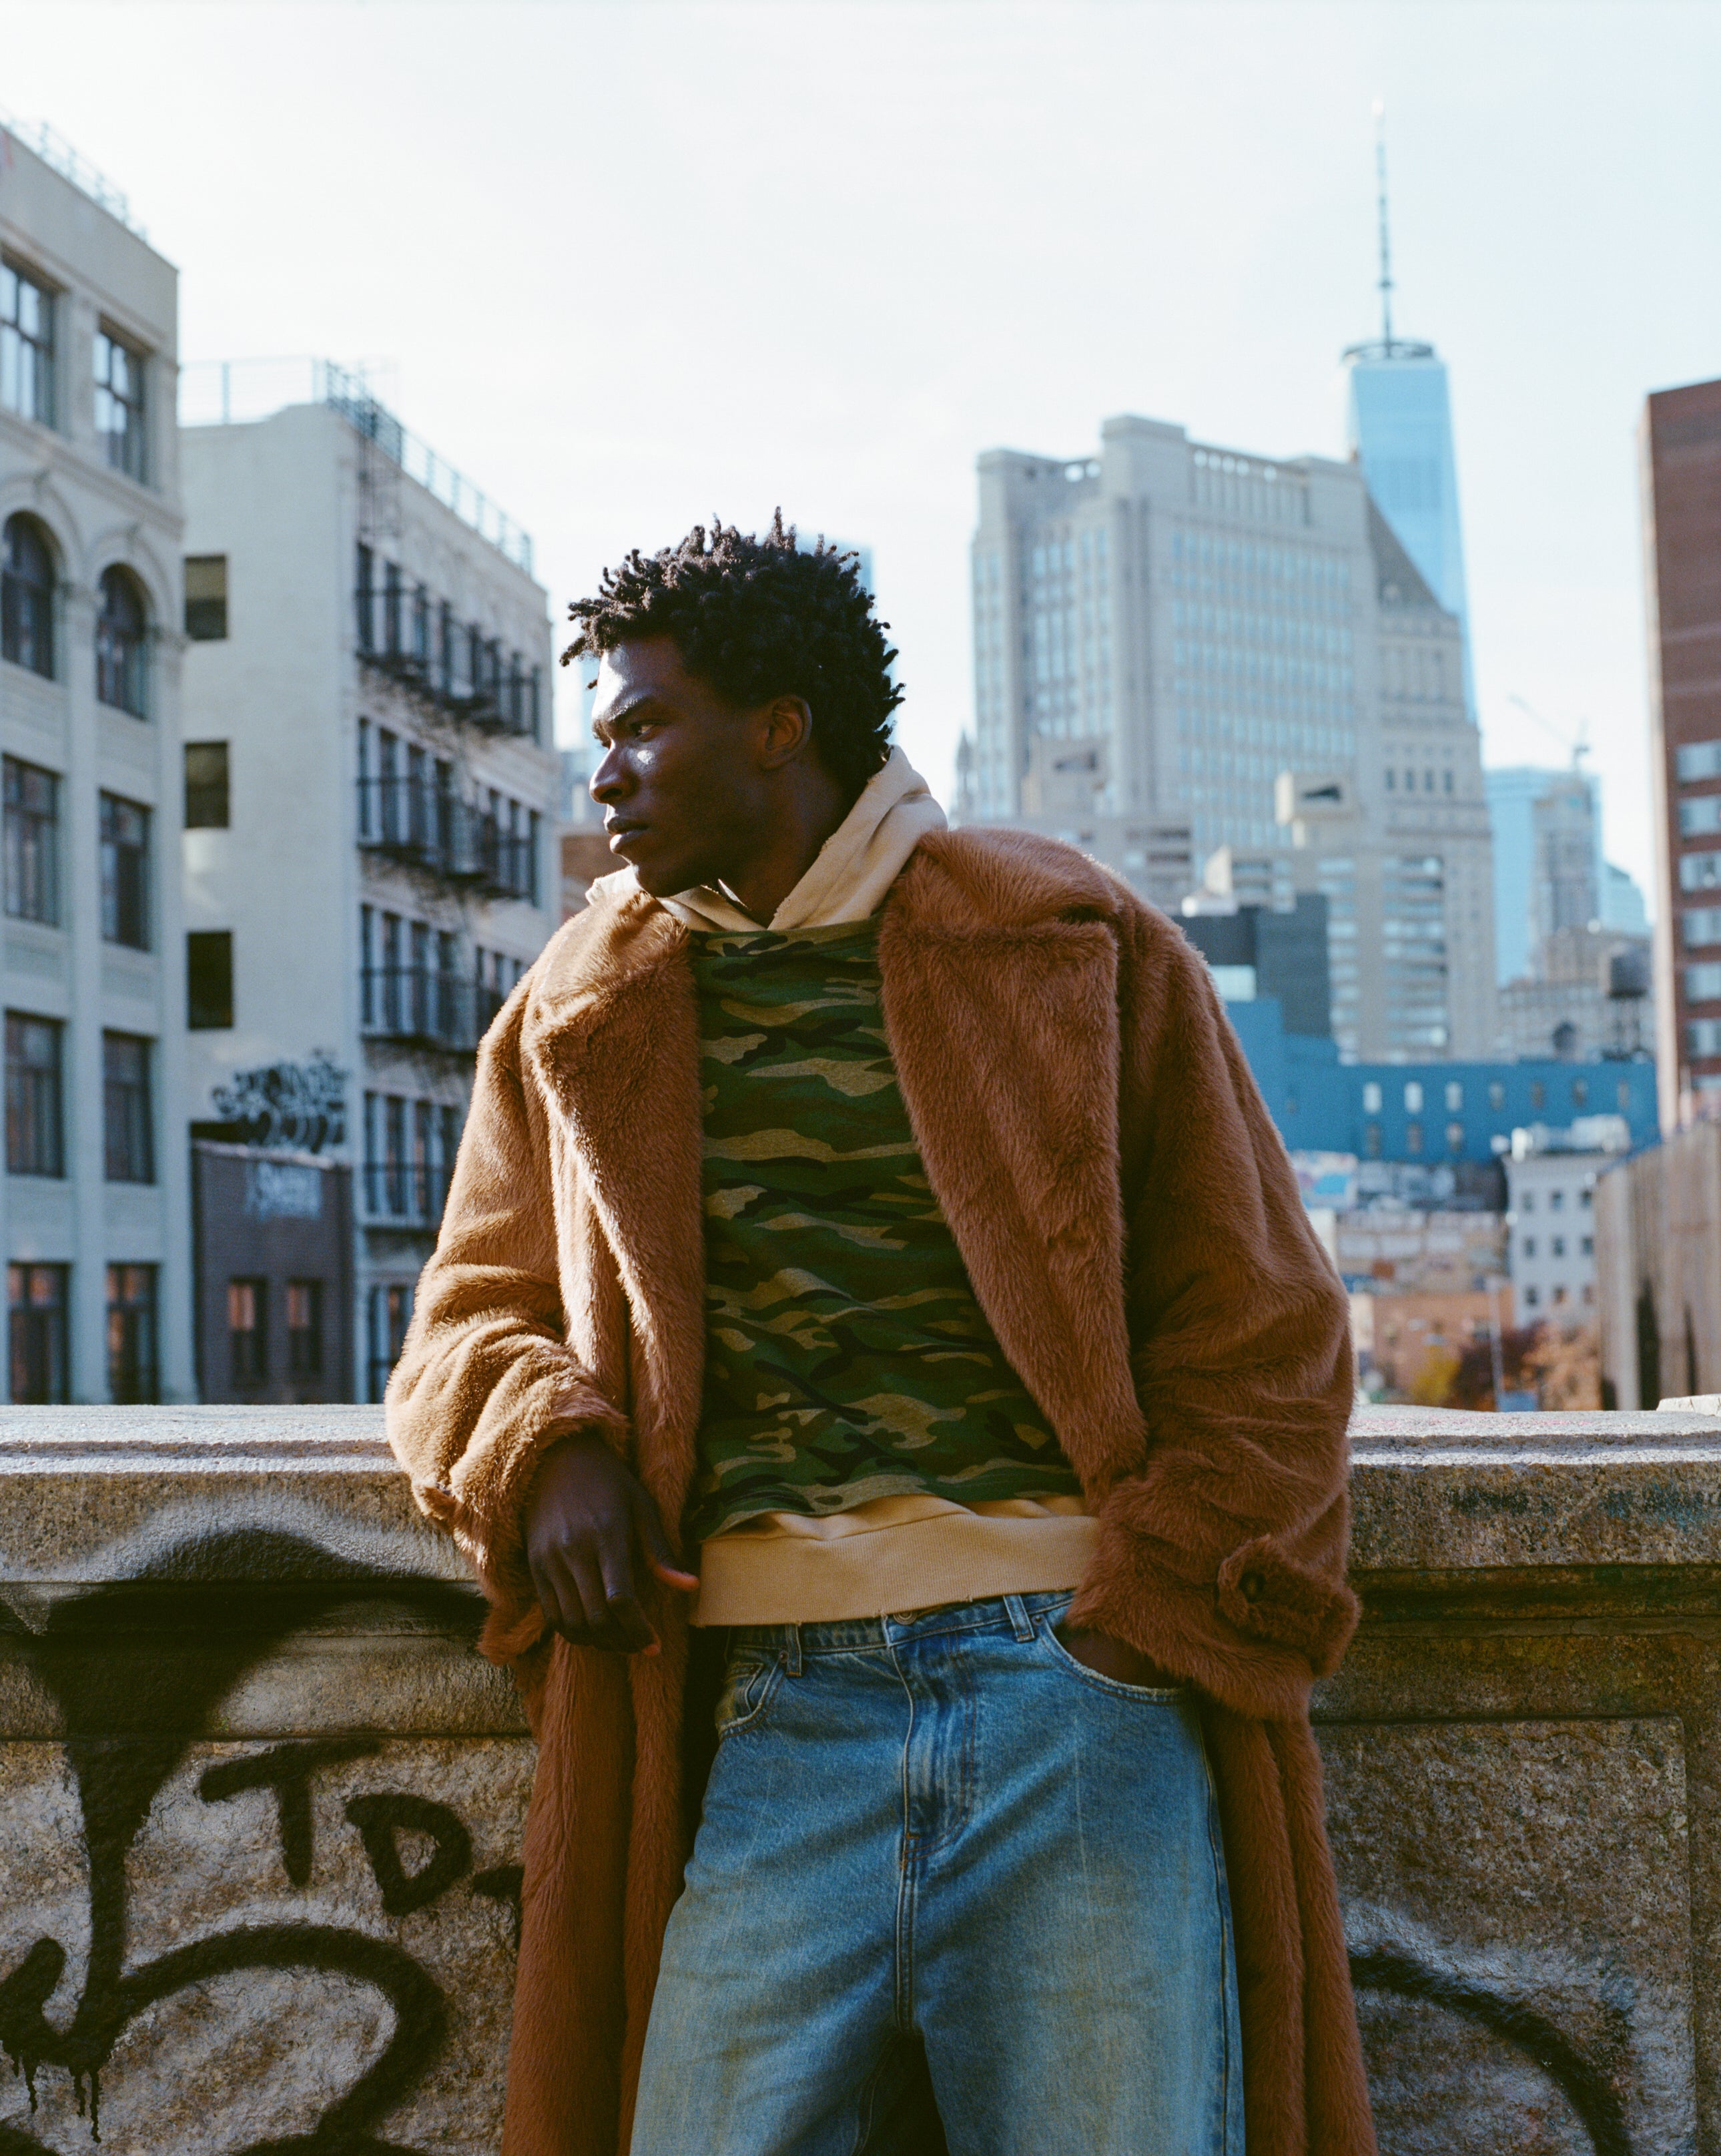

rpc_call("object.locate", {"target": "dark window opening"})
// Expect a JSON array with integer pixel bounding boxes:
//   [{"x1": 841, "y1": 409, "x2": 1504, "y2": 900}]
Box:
[
  {"x1": 107, "y1": 1262, "x2": 158, "y2": 1403},
  {"x1": 355, "y1": 541, "x2": 375, "y2": 653},
  {"x1": 6, "y1": 1011, "x2": 63, "y2": 1177},
  {"x1": 368, "y1": 1282, "x2": 413, "y2": 1402},
  {"x1": 95, "y1": 565, "x2": 147, "y2": 716},
  {"x1": 286, "y1": 1279, "x2": 324, "y2": 1378},
  {"x1": 103, "y1": 1031, "x2": 154, "y2": 1183},
  {"x1": 99, "y1": 792, "x2": 151, "y2": 948},
  {"x1": 229, "y1": 1276, "x2": 266, "y2": 1388},
  {"x1": 184, "y1": 554, "x2": 228, "y2": 640},
  {"x1": 3, "y1": 757, "x2": 58, "y2": 924},
  {"x1": 184, "y1": 741, "x2": 230, "y2": 828},
  {"x1": 1, "y1": 259, "x2": 55, "y2": 427},
  {"x1": 10, "y1": 1263, "x2": 67, "y2": 1403},
  {"x1": 188, "y1": 930, "x2": 234, "y2": 1029},
  {"x1": 1, "y1": 514, "x2": 55, "y2": 678},
  {"x1": 94, "y1": 328, "x2": 147, "y2": 481}
]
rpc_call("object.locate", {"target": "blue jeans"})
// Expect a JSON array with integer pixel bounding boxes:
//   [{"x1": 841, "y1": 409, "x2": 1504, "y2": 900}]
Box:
[{"x1": 631, "y1": 1591, "x2": 1243, "y2": 2155}]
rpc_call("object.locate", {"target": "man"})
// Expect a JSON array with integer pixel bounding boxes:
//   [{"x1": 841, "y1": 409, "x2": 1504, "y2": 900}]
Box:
[{"x1": 388, "y1": 517, "x2": 1375, "y2": 2156}]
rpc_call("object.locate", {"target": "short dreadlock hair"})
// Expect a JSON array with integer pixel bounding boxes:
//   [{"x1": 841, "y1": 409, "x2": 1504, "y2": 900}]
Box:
[{"x1": 562, "y1": 512, "x2": 903, "y2": 798}]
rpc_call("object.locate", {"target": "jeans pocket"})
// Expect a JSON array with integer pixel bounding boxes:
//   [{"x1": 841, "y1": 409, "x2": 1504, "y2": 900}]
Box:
[
  {"x1": 713, "y1": 1653, "x2": 787, "y2": 1741},
  {"x1": 1038, "y1": 1620, "x2": 1186, "y2": 1703}
]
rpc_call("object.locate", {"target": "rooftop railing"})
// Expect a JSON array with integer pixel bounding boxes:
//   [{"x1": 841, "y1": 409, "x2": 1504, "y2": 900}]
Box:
[
  {"x1": 178, "y1": 358, "x2": 534, "y2": 575},
  {"x1": 0, "y1": 109, "x2": 145, "y2": 238}
]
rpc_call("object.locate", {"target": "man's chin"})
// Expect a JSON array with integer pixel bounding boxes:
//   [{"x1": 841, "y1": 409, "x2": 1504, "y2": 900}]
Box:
[{"x1": 615, "y1": 840, "x2": 699, "y2": 899}]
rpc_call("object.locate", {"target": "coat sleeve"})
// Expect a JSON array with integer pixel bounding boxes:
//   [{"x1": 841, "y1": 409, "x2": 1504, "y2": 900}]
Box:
[
  {"x1": 384, "y1": 973, "x2": 629, "y2": 1629},
  {"x1": 1064, "y1": 904, "x2": 1359, "y2": 1721}
]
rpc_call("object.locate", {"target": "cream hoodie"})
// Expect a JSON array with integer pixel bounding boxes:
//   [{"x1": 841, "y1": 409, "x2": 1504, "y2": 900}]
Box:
[{"x1": 592, "y1": 747, "x2": 1096, "y2": 1623}]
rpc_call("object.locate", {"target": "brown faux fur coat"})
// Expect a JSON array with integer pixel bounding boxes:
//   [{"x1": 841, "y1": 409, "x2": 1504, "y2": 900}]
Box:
[{"x1": 386, "y1": 826, "x2": 1376, "y2": 2156}]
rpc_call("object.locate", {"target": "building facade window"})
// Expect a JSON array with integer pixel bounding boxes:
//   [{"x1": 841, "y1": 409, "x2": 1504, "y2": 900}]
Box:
[
  {"x1": 107, "y1": 1263, "x2": 159, "y2": 1403},
  {"x1": 355, "y1": 542, "x2": 375, "y2": 653},
  {"x1": 93, "y1": 328, "x2": 147, "y2": 481},
  {"x1": 103, "y1": 1031, "x2": 154, "y2": 1183},
  {"x1": 228, "y1": 1278, "x2": 266, "y2": 1388},
  {"x1": 187, "y1": 930, "x2": 234, "y2": 1029},
  {"x1": 286, "y1": 1280, "x2": 323, "y2": 1378},
  {"x1": 3, "y1": 758, "x2": 58, "y2": 925},
  {"x1": 99, "y1": 793, "x2": 151, "y2": 948},
  {"x1": 5, "y1": 1013, "x2": 62, "y2": 1177},
  {"x1": 184, "y1": 742, "x2": 230, "y2": 829},
  {"x1": 1, "y1": 515, "x2": 55, "y2": 679},
  {"x1": 95, "y1": 567, "x2": 148, "y2": 715},
  {"x1": 1, "y1": 260, "x2": 54, "y2": 425},
  {"x1": 184, "y1": 553, "x2": 228, "y2": 640},
  {"x1": 10, "y1": 1263, "x2": 68, "y2": 1403},
  {"x1": 368, "y1": 1281, "x2": 414, "y2": 1403}
]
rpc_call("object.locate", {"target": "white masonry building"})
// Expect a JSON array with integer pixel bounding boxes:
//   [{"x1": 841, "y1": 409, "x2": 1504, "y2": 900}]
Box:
[
  {"x1": 0, "y1": 120, "x2": 194, "y2": 1402},
  {"x1": 178, "y1": 362, "x2": 559, "y2": 1402},
  {"x1": 959, "y1": 413, "x2": 1497, "y2": 1060}
]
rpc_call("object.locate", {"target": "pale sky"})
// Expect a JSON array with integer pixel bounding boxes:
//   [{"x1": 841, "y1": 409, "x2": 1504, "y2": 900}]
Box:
[{"x1": 7, "y1": 0, "x2": 1720, "y2": 906}]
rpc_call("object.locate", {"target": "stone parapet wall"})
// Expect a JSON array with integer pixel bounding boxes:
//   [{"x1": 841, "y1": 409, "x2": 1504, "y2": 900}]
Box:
[
  {"x1": 1331, "y1": 1403, "x2": 1719, "y2": 2156},
  {"x1": 2, "y1": 1404, "x2": 1718, "y2": 2154}
]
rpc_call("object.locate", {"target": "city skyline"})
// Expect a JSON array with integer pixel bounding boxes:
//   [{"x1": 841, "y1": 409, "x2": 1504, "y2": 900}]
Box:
[{"x1": 3, "y1": 1, "x2": 1718, "y2": 920}]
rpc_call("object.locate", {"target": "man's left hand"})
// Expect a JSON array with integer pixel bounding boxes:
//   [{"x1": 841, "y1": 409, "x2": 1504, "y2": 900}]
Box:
[{"x1": 1055, "y1": 1624, "x2": 1181, "y2": 1689}]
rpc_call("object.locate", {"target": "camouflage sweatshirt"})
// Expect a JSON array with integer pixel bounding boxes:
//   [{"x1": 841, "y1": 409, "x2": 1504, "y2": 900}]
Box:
[{"x1": 683, "y1": 920, "x2": 1083, "y2": 1546}]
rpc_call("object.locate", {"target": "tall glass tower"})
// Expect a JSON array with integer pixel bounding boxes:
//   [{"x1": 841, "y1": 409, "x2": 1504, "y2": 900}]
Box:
[{"x1": 1342, "y1": 113, "x2": 1475, "y2": 718}]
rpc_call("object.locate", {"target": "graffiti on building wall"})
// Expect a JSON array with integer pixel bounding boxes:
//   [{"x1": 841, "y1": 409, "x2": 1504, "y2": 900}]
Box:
[{"x1": 210, "y1": 1058, "x2": 348, "y2": 1155}]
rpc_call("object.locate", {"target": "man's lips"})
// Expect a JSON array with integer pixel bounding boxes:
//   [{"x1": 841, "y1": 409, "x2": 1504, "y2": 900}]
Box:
[{"x1": 605, "y1": 820, "x2": 647, "y2": 849}]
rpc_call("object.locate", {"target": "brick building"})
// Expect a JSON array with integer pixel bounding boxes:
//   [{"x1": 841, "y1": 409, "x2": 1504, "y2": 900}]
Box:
[{"x1": 1642, "y1": 376, "x2": 1721, "y2": 1131}]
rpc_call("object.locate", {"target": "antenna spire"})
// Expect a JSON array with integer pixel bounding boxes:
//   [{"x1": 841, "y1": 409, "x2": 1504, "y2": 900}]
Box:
[{"x1": 1373, "y1": 98, "x2": 1394, "y2": 349}]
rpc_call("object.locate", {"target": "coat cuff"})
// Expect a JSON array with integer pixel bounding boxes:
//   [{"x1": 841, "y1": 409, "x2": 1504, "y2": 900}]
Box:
[
  {"x1": 1064, "y1": 1499, "x2": 1359, "y2": 1722},
  {"x1": 406, "y1": 1373, "x2": 631, "y2": 1663}
]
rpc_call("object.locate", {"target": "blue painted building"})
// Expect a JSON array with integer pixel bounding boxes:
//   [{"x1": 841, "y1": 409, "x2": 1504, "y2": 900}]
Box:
[{"x1": 1227, "y1": 995, "x2": 1658, "y2": 1163}]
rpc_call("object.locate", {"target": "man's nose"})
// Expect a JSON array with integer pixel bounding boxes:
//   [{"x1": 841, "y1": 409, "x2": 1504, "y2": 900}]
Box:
[{"x1": 590, "y1": 748, "x2": 628, "y2": 804}]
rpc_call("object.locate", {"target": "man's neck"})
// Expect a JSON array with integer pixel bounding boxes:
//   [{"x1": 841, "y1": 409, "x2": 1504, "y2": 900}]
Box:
[{"x1": 722, "y1": 782, "x2": 855, "y2": 923}]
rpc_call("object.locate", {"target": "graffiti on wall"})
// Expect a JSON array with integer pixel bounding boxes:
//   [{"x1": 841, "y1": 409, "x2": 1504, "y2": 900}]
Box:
[{"x1": 0, "y1": 1528, "x2": 527, "y2": 2154}]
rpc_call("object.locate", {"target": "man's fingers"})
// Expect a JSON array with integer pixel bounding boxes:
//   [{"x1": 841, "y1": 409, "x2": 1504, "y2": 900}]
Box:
[
  {"x1": 630, "y1": 1487, "x2": 699, "y2": 1591},
  {"x1": 597, "y1": 1523, "x2": 659, "y2": 1650},
  {"x1": 567, "y1": 1547, "x2": 619, "y2": 1639},
  {"x1": 534, "y1": 1548, "x2": 587, "y2": 1643}
]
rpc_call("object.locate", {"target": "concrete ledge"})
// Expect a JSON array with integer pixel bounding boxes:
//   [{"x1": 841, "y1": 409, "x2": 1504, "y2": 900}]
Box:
[{"x1": 3, "y1": 1404, "x2": 1720, "y2": 2153}]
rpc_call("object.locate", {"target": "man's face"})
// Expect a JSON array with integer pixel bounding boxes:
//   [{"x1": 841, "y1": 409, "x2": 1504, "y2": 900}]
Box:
[{"x1": 588, "y1": 637, "x2": 769, "y2": 897}]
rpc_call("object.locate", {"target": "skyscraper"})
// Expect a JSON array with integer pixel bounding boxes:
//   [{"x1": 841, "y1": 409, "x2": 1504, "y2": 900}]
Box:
[
  {"x1": 1341, "y1": 115, "x2": 1476, "y2": 718},
  {"x1": 1485, "y1": 766, "x2": 1603, "y2": 985},
  {"x1": 960, "y1": 413, "x2": 1497, "y2": 1059}
]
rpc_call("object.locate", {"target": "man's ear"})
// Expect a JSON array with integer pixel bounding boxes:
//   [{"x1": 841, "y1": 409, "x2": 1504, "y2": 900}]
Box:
[{"x1": 756, "y1": 695, "x2": 815, "y2": 771}]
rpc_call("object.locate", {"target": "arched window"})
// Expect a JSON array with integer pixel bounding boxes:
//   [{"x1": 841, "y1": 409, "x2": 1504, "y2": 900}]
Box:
[
  {"x1": 1, "y1": 515, "x2": 55, "y2": 679},
  {"x1": 95, "y1": 566, "x2": 147, "y2": 717}
]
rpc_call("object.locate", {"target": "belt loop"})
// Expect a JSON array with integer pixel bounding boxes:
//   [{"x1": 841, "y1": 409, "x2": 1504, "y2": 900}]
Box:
[
  {"x1": 781, "y1": 1623, "x2": 803, "y2": 1677},
  {"x1": 1003, "y1": 1594, "x2": 1034, "y2": 1643}
]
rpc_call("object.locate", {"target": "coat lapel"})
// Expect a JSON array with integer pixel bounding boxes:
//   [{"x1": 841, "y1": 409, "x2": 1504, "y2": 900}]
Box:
[
  {"x1": 521, "y1": 889, "x2": 707, "y2": 1527},
  {"x1": 878, "y1": 837, "x2": 1150, "y2": 1499}
]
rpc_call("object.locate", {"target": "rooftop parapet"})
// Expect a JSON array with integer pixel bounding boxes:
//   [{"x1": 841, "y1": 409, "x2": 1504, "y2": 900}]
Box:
[
  {"x1": 179, "y1": 357, "x2": 534, "y2": 575},
  {"x1": 0, "y1": 107, "x2": 146, "y2": 237}
]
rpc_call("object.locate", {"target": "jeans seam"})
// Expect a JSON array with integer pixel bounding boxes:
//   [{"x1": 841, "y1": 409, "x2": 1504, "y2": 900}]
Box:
[
  {"x1": 887, "y1": 1634, "x2": 917, "y2": 2032},
  {"x1": 1198, "y1": 1726, "x2": 1239, "y2": 2154},
  {"x1": 846, "y1": 2036, "x2": 903, "y2": 2156}
]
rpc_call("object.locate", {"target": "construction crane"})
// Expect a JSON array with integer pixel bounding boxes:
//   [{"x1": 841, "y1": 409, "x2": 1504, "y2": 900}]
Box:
[{"x1": 1508, "y1": 694, "x2": 1592, "y2": 771}]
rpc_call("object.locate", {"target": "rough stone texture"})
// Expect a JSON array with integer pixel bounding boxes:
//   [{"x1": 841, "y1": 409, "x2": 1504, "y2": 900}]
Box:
[
  {"x1": 1327, "y1": 1403, "x2": 1721, "y2": 2156},
  {"x1": 7, "y1": 1402, "x2": 1721, "y2": 2152},
  {"x1": 0, "y1": 1408, "x2": 528, "y2": 2156},
  {"x1": 1321, "y1": 1719, "x2": 1696, "y2": 2156}
]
